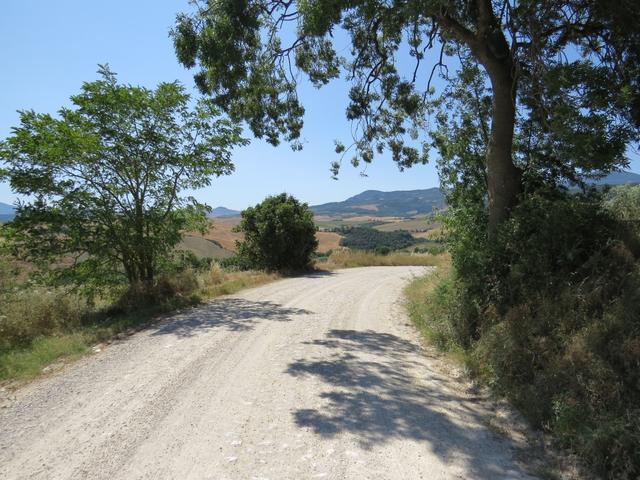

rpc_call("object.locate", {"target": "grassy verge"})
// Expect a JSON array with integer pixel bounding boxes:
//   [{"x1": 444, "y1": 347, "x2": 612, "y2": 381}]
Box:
[
  {"x1": 319, "y1": 248, "x2": 449, "y2": 269},
  {"x1": 403, "y1": 262, "x2": 467, "y2": 360},
  {"x1": 405, "y1": 262, "x2": 640, "y2": 479},
  {"x1": 0, "y1": 266, "x2": 278, "y2": 383}
]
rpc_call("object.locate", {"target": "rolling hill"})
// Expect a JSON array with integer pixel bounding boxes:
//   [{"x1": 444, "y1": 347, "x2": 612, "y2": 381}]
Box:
[
  {"x1": 209, "y1": 206, "x2": 240, "y2": 218},
  {"x1": 0, "y1": 202, "x2": 15, "y2": 222},
  {"x1": 178, "y1": 235, "x2": 235, "y2": 259},
  {"x1": 311, "y1": 188, "x2": 445, "y2": 218},
  {"x1": 312, "y1": 170, "x2": 640, "y2": 219},
  {"x1": 588, "y1": 170, "x2": 640, "y2": 186}
]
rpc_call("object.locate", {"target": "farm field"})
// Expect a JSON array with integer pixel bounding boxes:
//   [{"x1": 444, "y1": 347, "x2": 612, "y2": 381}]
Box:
[
  {"x1": 315, "y1": 231, "x2": 342, "y2": 252},
  {"x1": 178, "y1": 235, "x2": 235, "y2": 259},
  {"x1": 373, "y1": 217, "x2": 435, "y2": 232},
  {"x1": 193, "y1": 217, "x2": 343, "y2": 255},
  {"x1": 199, "y1": 217, "x2": 242, "y2": 251}
]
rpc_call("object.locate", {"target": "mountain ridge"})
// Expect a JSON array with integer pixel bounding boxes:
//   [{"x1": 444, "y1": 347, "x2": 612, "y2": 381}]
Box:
[
  {"x1": 1, "y1": 170, "x2": 639, "y2": 221},
  {"x1": 311, "y1": 187, "x2": 445, "y2": 217},
  {"x1": 209, "y1": 206, "x2": 241, "y2": 218},
  {"x1": 311, "y1": 170, "x2": 640, "y2": 218},
  {"x1": 0, "y1": 202, "x2": 15, "y2": 215}
]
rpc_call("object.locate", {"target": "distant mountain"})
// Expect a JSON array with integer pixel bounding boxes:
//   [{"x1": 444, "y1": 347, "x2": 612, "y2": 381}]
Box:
[
  {"x1": 209, "y1": 206, "x2": 241, "y2": 218},
  {"x1": 0, "y1": 202, "x2": 15, "y2": 222},
  {"x1": 589, "y1": 170, "x2": 640, "y2": 186},
  {"x1": 311, "y1": 188, "x2": 445, "y2": 218},
  {"x1": 0, "y1": 202, "x2": 15, "y2": 215}
]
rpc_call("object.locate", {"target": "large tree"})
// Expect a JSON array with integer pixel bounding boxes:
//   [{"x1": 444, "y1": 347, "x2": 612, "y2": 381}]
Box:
[
  {"x1": 0, "y1": 66, "x2": 246, "y2": 286},
  {"x1": 172, "y1": 0, "x2": 638, "y2": 235}
]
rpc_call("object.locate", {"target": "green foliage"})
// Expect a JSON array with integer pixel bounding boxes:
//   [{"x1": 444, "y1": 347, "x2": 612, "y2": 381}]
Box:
[
  {"x1": 173, "y1": 0, "x2": 637, "y2": 186},
  {"x1": 413, "y1": 243, "x2": 446, "y2": 255},
  {"x1": 219, "y1": 254, "x2": 255, "y2": 271},
  {"x1": 413, "y1": 190, "x2": 640, "y2": 479},
  {"x1": 338, "y1": 226, "x2": 415, "y2": 251},
  {"x1": 235, "y1": 193, "x2": 318, "y2": 272},
  {"x1": 0, "y1": 264, "x2": 278, "y2": 381},
  {"x1": 604, "y1": 184, "x2": 640, "y2": 242},
  {"x1": 0, "y1": 66, "x2": 246, "y2": 287}
]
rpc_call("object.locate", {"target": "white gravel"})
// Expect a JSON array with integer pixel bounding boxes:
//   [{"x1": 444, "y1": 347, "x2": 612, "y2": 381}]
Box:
[{"x1": 0, "y1": 266, "x2": 538, "y2": 479}]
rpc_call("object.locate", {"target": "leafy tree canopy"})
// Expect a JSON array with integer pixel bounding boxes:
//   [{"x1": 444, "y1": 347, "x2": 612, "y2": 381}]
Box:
[
  {"x1": 0, "y1": 66, "x2": 247, "y2": 287},
  {"x1": 236, "y1": 193, "x2": 318, "y2": 271},
  {"x1": 339, "y1": 226, "x2": 415, "y2": 251},
  {"x1": 173, "y1": 0, "x2": 639, "y2": 233}
]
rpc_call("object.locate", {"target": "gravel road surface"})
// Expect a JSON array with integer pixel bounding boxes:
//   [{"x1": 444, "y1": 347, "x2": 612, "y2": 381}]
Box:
[{"x1": 0, "y1": 266, "x2": 537, "y2": 479}]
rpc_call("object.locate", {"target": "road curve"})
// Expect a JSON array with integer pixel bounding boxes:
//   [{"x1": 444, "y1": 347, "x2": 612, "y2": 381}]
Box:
[{"x1": 0, "y1": 266, "x2": 536, "y2": 480}]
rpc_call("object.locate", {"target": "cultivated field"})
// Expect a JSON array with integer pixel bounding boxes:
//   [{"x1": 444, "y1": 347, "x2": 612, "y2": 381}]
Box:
[
  {"x1": 315, "y1": 231, "x2": 342, "y2": 252},
  {"x1": 199, "y1": 217, "x2": 243, "y2": 251},
  {"x1": 178, "y1": 236, "x2": 234, "y2": 259},
  {"x1": 196, "y1": 217, "x2": 343, "y2": 254}
]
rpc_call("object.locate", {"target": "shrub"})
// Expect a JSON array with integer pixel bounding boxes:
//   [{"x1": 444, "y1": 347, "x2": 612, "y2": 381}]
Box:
[
  {"x1": 412, "y1": 189, "x2": 640, "y2": 479},
  {"x1": 339, "y1": 227, "x2": 415, "y2": 250},
  {"x1": 235, "y1": 193, "x2": 318, "y2": 272},
  {"x1": 322, "y1": 248, "x2": 448, "y2": 269},
  {"x1": 219, "y1": 254, "x2": 254, "y2": 271},
  {"x1": 0, "y1": 288, "x2": 90, "y2": 350}
]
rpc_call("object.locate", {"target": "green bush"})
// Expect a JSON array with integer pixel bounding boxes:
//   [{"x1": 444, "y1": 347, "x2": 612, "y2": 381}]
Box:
[
  {"x1": 219, "y1": 254, "x2": 254, "y2": 271},
  {"x1": 339, "y1": 226, "x2": 415, "y2": 251},
  {"x1": 415, "y1": 188, "x2": 640, "y2": 479},
  {"x1": 235, "y1": 193, "x2": 318, "y2": 272},
  {"x1": 413, "y1": 243, "x2": 446, "y2": 255}
]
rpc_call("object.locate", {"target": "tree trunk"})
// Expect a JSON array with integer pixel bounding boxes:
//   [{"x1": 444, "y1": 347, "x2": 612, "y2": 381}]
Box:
[
  {"x1": 484, "y1": 61, "x2": 522, "y2": 237},
  {"x1": 437, "y1": 3, "x2": 524, "y2": 237}
]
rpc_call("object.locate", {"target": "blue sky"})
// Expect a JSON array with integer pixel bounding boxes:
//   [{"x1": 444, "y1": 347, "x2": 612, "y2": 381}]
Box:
[
  {"x1": 1, "y1": 1, "x2": 638, "y2": 210},
  {"x1": 0, "y1": 0, "x2": 440, "y2": 210}
]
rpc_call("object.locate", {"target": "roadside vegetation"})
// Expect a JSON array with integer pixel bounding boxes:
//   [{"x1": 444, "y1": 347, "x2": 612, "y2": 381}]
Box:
[
  {"x1": 338, "y1": 226, "x2": 415, "y2": 251},
  {"x1": 0, "y1": 69, "x2": 269, "y2": 383},
  {"x1": 0, "y1": 66, "x2": 245, "y2": 289},
  {"x1": 407, "y1": 185, "x2": 640, "y2": 479},
  {"x1": 0, "y1": 1, "x2": 639, "y2": 478},
  {"x1": 0, "y1": 258, "x2": 277, "y2": 382},
  {"x1": 319, "y1": 248, "x2": 449, "y2": 270}
]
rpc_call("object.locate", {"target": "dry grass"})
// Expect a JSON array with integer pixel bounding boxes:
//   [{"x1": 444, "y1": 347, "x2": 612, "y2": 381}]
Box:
[
  {"x1": 316, "y1": 231, "x2": 342, "y2": 252},
  {"x1": 344, "y1": 215, "x2": 400, "y2": 222},
  {"x1": 320, "y1": 249, "x2": 450, "y2": 270},
  {"x1": 178, "y1": 235, "x2": 234, "y2": 259},
  {"x1": 0, "y1": 265, "x2": 279, "y2": 383},
  {"x1": 197, "y1": 264, "x2": 279, "y2": 298}
]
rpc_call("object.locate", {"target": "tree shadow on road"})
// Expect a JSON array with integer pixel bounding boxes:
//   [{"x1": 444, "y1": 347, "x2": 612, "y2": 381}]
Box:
[
  {"x1": 286, "y1": 329, "x2": 534, "y2": 478},
  {"x1": 151, "y1": 298, "x2": 312, "y2": 337}
]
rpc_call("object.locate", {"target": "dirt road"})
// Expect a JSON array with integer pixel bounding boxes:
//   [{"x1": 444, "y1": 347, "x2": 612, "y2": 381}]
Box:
[{"x1": 0, "y1": 267, "x2": 537, "y2": 479}]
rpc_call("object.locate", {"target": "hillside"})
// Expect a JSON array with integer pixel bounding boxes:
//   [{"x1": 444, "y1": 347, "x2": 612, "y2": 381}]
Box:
[
  {"x1": 312, "y1": 170, "x2": 640, "y2": 219},
  {"x1": 0, "y1": 202, "x2": 15, "y2": 215},
  {"x1": 200, "y1": 217, "x2": 342, "y2": 254},
  {"x1": 177, "y1": 235, "x2": 235, "y2": 259},
  {"x1": 209, "y1": 206, "x2": 240, "y2": 218},
  {"x1": 0, "y1": 202, "x2": 15, "y2": 222},
  {"x1": 311, "y1": 188, "x2": 445, "y2": 217},
  {"x1": 589, "y1": 170, "x2": 640, "y2": 186}
]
